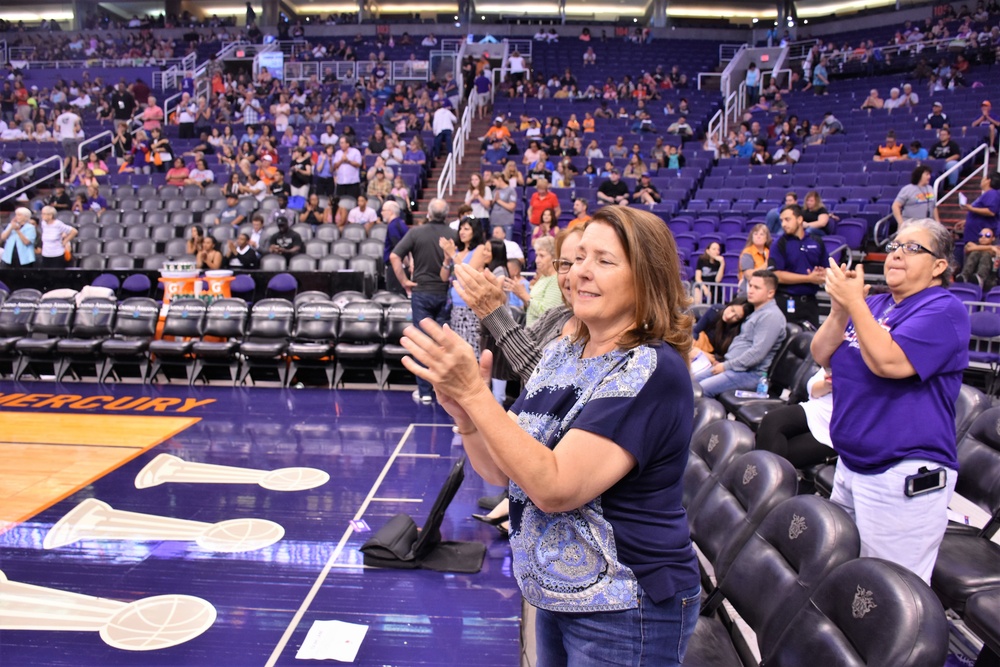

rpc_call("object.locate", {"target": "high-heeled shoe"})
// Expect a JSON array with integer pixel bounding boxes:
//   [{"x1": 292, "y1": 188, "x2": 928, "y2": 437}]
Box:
[
  {"x1": 472, "y1": 498, "x2": 509, "y2": 525},
  {"x1": 477, "y1": 489, "x2": 508, "y2": 511},
  {"x1": 495, "y1": 520, "x2": 510, "y2": 539}
]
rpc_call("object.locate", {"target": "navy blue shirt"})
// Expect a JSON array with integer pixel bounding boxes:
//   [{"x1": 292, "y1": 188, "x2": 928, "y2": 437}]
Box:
[
  {"x1": 509, "y1": 338, "x2": 698, "y2": 611},
  {"x1": 770, "y1": 233, "x2": 825, "y2": 296}
]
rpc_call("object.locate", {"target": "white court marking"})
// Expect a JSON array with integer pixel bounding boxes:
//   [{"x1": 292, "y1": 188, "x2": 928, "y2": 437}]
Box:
[{"x1": 264, "y1": 423, "x2": 453, "y2": 666}]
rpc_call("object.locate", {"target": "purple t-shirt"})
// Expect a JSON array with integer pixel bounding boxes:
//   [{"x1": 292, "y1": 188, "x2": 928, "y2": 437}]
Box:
[
  {"x1": 509, "y1": 338, "x2": 698, "y2": 611},
  {"x1": 960, "y1": 188, "x2": 1000, "y2": 246},
  {"x1": 830, "y1": 287, "x2": 969, "y2": 474}
]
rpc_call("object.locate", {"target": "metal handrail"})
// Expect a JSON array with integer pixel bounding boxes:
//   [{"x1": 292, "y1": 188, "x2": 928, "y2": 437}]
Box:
[
  {"x1": 78, "y1": 130, "x2": 113, "y2": 161},
  {"x1": 0, "y1": 155, "x2": 64, "y2": 207},
  {"x1": 872, "y1": 212, "x2": 895, "y2": 248},
  {"x1": 697, "y1": 72, "x2": 722, "y2": 91},
  {"x1": 934, "y1": 142, "x2": 991, "y2": 207},
  {"x1": 436, "y1": 102, "x2": 472, "y2": 199},
  {"x1": 437, "y1": 152, "x2": 456, "y2": 199},
  {"x1": 791, "y1": 36, "x2": 956, "y2": 69},
  {"x1": 706, "y1": 109, "x2": 722, "y2": 148}
]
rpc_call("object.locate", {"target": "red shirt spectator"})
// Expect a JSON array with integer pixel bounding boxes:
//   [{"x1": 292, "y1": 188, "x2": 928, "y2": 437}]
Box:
[{"x1": 528, "y1": 182, "x2": 560, "y2": 226}]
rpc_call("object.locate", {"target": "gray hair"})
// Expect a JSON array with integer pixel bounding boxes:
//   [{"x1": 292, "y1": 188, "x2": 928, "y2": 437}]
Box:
[
  {"x1": 894, "y1": 218, "x2": 953, "y2": 285},
  {"x1": 381, "y1": 200, "x2": 400, "y2": 218},
  {"x1": 426, "y1": 198, "x2": 449, "y2": 223},
  {"x1": 40, "y1": 205, "x2": 56, "y2": 218},
  {"x1": 890, "y1": 87, "x2": 900, "y2": 95},
  {"x1": 532, "y1": 235, "x2": 555, "y2": 256},
  {"x1": 14, "y1": 207, "x2": 32, "y2": 220}
]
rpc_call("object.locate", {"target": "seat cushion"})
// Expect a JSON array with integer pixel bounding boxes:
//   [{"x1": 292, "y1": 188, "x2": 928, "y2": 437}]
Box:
[
  {"x1": 334, "y1": 343, "x2": 381, "y2": 360},
  {"x1": 718, "y1": 389, "x2": 773, "y2": 414},
  {"x1": 0, "y1": 336, "x2": 21, "y2": 352},
  {"x1": 102, "y1": 339, "x2": 150, "y2": 356},
  {"x1": 148, "y1": 340, "x2": 195, "y2": 356},
  {"x1": 931, "y1": 535, "x2": 1000, "y2": 610},
  {"x1": 734, "y1": 399, "x2": 786, "y2": 429},
  {"x1": 681, "y1": 616, "x2": 743, "y2": 667},
  {"x1": 966, "y1": 588, "x2": 1000, "y2": 654},
  {"x1": 288, "y1": 342, "x2": 332, "y2": 359},
  {"x1": 57, "y1": 339, "x2": 105, "y2": 355},
  {"x1": 14, "y1": 339, "x2": 59, "y2": 354},
  {"x1": 240, "y1": 341, "x2": 288, "y2": 357},
  {"x1": 808, "y1": 463, "x2": 837, "y2": 497},
  {"x1": 191, "y1": 341, "x2": 239, "y2": 357},
  {"x1": 381, "y1": 343, "x2": 407, "y2": 361}
]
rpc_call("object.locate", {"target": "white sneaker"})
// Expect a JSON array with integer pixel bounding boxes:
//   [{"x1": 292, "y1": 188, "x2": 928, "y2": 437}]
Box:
[
  {"x1": 412, "y1": 389, "x2": 422, "y2": 403},
  {"x1": 412, "y1": 389, "x2": 433, "y2": 404}
]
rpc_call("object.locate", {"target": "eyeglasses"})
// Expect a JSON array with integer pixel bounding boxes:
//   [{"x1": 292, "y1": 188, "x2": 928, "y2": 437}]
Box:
[
  {"x1": 981, "y1": 232, "x2": 994, "y2": 238},
  {"x1": 553, "y1": 259, "x2": 574, "y2": 274},
  {"x1": 885, "y1": 240, "x2": 940, "y2": 257}
]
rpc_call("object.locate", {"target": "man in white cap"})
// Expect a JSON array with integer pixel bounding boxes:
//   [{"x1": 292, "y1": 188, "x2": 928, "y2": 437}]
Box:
[{"x1": 924, "y1": 101, "x2": 949, "y2": 130}]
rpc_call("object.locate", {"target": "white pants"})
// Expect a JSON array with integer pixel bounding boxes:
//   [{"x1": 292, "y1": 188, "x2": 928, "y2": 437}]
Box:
[
  {"x1": 290, "y1": 185, "x2": 310, "y2": 199},
  {"x1": 830, "y1": 458, "x2": 956, "y2": 584}
]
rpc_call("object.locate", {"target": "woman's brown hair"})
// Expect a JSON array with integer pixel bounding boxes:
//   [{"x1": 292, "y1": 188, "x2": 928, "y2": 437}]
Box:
[{"x1": 574, "y1": 206, "x2": 693, "y2": 359}]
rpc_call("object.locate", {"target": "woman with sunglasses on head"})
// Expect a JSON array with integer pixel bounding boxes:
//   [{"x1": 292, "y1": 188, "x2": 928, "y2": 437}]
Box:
[
  {"x1": 811, "y1": 218, "x2": 970, "y2": 584},
  {"x1": 955, "y1": 226, "x2": 1000, "y2": 289}
]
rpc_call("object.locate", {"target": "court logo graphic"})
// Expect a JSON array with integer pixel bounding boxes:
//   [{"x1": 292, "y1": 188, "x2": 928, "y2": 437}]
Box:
[{"x1": 852, "y1": 586, "x2": 877, "y2": 619}]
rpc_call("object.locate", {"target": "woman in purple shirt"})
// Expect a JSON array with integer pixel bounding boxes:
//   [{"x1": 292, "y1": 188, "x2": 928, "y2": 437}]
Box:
[{"x1": 812, "y1": 218, "x2": 969, "y2": 584}]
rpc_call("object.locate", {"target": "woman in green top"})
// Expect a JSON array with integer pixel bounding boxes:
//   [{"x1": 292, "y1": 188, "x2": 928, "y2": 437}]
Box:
[{"x1": 509, "y1": 235, "x2": 564, "y2": 326}]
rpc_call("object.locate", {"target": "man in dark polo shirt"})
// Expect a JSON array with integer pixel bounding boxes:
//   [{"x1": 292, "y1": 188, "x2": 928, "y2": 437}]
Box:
[
  {"x1": 770, "y1": 204, "x2": 826, "y2": 328},
  {"x1": 390, "y1": 197, "x2": 458, "y2": 404}
]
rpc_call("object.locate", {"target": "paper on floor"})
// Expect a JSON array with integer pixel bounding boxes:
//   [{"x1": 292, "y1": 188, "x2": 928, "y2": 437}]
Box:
[{"x1": 296, "y1": 620, "x2": 369, "y2": 662}]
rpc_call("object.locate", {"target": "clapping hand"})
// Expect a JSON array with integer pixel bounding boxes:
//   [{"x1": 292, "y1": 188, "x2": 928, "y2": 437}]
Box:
[{"x1": 825, "y1": 259, "x2": 869, "y2": 314}]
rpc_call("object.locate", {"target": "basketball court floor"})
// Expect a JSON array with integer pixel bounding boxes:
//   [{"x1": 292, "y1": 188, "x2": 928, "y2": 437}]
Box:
[{"x1": 0, "y1": 381, "x2": 520, "y2": 666}]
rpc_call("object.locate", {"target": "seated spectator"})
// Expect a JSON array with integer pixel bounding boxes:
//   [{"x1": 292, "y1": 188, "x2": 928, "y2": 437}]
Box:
[
  {"x1": 772, "y1": 138, "x2": 800, "y2": 165},
  {"x1": 597, "y1": 168, "x2": 630, "y2": 206},
  {"x1": 623, "y1": 154, "x2": 647, "y2": 179},
  {"x1": 226, "y1": 233, "x2": 260, "y2": 270},
  {"x1": 300, "y1": 193, "x2": 331, "y2": 226},
  {"x1": 667, "y1": 115, "x2": 693, "y2": 139},
  {"x1": 900, "y1": 82, "x2": 919, "y2": 107},
  {"x1": 860, "y1": 88, "x2": 884, "y2": 110},
  {"x1": 956, "y1": 227, "x2": 999, "y2": 289},
  {"x1": 692, "y1": 270, "x2": 787, "y2": 397},
  {"x1": 802, "y1": 190, "x2": 831, "y2": 236},
  {"x1": 583, "y1": 47, "x2": 596, "y2": 66},
  {"x1": 266, "y1": 217, "x2": 303, "y2": 257},
  {"x1": 750, "y1": 139, "x2": 772, "y2": 165},
  {"x1": 931, "y1": 128, "x2": 962, "y2": 186},
  {"x1": 195, "y1": 236, "x2": 223, "y2": 270},
  {"x1": 84, "y1": 184, "x2": 107, "y2": 214},
  {"x1": 820, "y1": 112, "x2": 843, "y2": 136},
  {"x1": 187, "y1": 158, "x2": 215, "y2": 186},
  {"x1": 347, "y1": 194, "x2": 379, "y2": 232},
  {"x1": 367, "y1": 168, "x2": 392, "y2": 200},
  {"x1": 689, "y1": 296, "x2": 753, "y2": 375},
  {"x1": 218, "y1": 194, "x2": 246, "y2": 228},
  {"x1": 907, "y1": 141, "x2": 928, "y2": 160},
  {"x1": 884, "y1": 87, "x2": 905, "y2": 110},
  {"x1": 924, "y1": 101, "x2": 949, "y2": 129},
  {"x1": 632, "y1": 172, "x2": 661, "y2": 205},
  {"x1": 754, "y1": 367, "x2": 835, "y2": 469},
  {"x1": 739, "y1": 223, "x2": 773, "y2": 290},
  {"x1": 803, "y1": 124, "x2": 825, "y2": 147},
  {"x1": 483, "y1": 137, "x2": 508, "y2": 165},
  {"x1": 663, "y1": 144, "x2": 685, "y2": 170},
  {"x1": 165, "y1": 157, "x2": 190, "y2": 186},
  {"x1": 607, "y1": 135, "x2": 628, "y2": 159},
  {"x1": 874, "y1": 132, "x2": 904, "y2": 161},
  {"x1": 532, "y1": 208, "x2": 558, "y2": 241},
  {"x1": 695, "y1": 241, "x2": 725, "y2": 303}
]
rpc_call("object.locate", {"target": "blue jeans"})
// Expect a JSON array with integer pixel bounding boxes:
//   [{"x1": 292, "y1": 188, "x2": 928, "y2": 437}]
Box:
[
  {"x1": 434, "y1": 129, "x2": 453, "y2": 157},
  {"x1": 410, "y1": 291, "x2": 450, "y2": 398},
  {"x1": 693, "y1": 367, "x2": 761, "y2": 398},
  {"x1": 535, "y1": 584, "x2": 701, "y2": 667}
]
